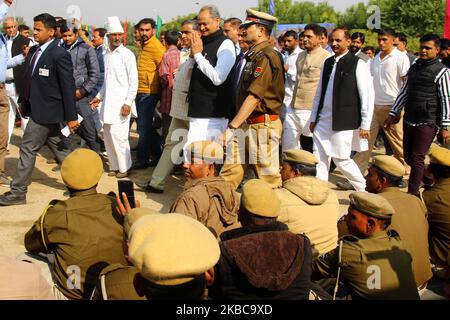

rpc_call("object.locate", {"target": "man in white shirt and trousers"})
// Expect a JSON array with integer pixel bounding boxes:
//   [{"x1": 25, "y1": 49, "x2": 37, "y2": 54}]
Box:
[
  {"x1": 186, "y1": 5, "x2": 236, "y2": 151},
  {"x1": 90, "y1": 16, "x2": 138, "y2": 179},
  {"x1": 309, "y1": 28, "x2": 374, "y2": 192}
]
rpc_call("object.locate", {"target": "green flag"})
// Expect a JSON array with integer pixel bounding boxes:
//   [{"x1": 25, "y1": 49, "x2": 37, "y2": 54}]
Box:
[{"x1": 156, "y1": 16, "x2": 163, "y2": 39}]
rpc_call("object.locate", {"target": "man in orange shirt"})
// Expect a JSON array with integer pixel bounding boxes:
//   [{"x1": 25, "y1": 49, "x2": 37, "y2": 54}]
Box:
[{"x1": 133, "y1": 18, "x2": 165, "y2": 170}]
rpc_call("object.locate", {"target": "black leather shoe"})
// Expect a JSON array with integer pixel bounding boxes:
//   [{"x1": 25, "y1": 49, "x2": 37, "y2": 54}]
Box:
[
  {"x1": 136, "y1": 182, "x2": 164, "y2": 194},
  {"x1": 0, "y1": 192, "x2": 26, "y2": 206},
  {"x1": 130, "y1": 162, "x2": 149, "y2": 170},
  {"x1": 336, "y1": 180, "x2": 355, "y2": 191},
  {"x1": 148, "y1": 159, "x2": 159, "y2": 167}
]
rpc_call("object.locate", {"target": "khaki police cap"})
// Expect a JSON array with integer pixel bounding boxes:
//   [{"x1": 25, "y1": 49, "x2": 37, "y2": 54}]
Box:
[
  {"x1": 241, "y1": 8, "x2": 278, "y2": 28},
  {"x1": 349, "y1": 192, "x2": 395, "y2": 220},
  {"x1": 61, "y1": 148, "x2": 103, "y2": 190},
  {"x1": 371, "y1": 155, "x2": 405, "y2": 178},
  {"x1": 123, "y1": 208, "x2": 159, "y2": 237},
  {"x1": 185, "y1": 140, "x2": 224, "y2": 164},
  {"x1": 283, "y1": 149, "x2": 318, "y2": 167},
  {"x1": 429, "y1": 146, "x2": 450, "y2": 167},
  {"x1": 241, "y1": 179, "x2": 280, "y2": 218},
  {"x1": 128, "y1": 214, "x2": 220, "y2": 286}
]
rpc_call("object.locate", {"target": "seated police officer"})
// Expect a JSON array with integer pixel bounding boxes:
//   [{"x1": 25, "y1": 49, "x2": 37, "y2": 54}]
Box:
[{"x1": 313, "y1": 192, "x2": 420, "y2": 300}]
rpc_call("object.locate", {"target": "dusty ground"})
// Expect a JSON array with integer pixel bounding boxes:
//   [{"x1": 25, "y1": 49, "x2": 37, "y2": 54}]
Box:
[
  {"x1": 0, "y1": 126, "x2": 446, "y2": 299},
  {"x1": 0, "y1": 125, "x2": 354, "y2": 258}
]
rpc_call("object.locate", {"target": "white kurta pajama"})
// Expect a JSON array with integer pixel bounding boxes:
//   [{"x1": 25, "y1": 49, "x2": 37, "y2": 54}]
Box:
[
  {"x1": 97, "y1": 44, "x2": 138, "y2": 174},
  {"x1": 310, "y1": 51, "x2": 374, "y2": 192}
]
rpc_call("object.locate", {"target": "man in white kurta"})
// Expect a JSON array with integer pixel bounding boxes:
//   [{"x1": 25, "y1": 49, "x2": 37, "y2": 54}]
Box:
[
  {"x1": 91, "y1": 17, "x2": 138, "y2": 177},
  {"x1": 310, "y1": 29, "x2": 373, "y2": 192}
]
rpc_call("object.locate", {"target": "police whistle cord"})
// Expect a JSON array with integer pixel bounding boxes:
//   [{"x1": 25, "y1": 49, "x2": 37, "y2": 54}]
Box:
[{"x1": 333, "y1": 239, "x2": 344, "y2": 300}]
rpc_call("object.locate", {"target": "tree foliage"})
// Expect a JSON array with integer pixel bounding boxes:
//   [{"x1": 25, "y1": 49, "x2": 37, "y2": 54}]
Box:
[
  {"x1": 161, "y1": 13, "x2": 197, "y2": 32},
  {"x1": 369, "y1": 0, "x2": 445, "y2": 37}
]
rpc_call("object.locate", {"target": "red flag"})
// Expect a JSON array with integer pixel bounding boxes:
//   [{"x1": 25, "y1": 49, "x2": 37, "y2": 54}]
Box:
[
  {"x1": 123, "y1": 20, "x2": 127, "y2": 46},
  {"x1": 445, "y1": 0, "x2": 450, "y2": 38}
]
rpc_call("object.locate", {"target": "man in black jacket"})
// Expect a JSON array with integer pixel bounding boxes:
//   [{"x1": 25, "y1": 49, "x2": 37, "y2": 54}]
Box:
[
  {"x1": 208, "y1": 179, "x2": 312, "y2": 300},
  {"x1": 61, "y1": 24, "x2": 101, "y2": 154},
  {"x1": 0, "y1": 13, "x2": 79, "y2": 206},
  {"x1": 385, "y1": 34, "x2": 450, "y2": 197}
]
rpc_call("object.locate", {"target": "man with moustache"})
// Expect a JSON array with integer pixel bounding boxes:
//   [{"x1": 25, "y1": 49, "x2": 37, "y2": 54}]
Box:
[
  {"x1": 285, "y1": 24, "x2": 331, "y2": 153},
  {"x1": 309, "y1": 28, "x2": 373, "y2": 192},
  {"x1": 170, "y1": 140, "x2": 240, "y2": 239},
  {"x1": 0, "y1": 13, "x2": 79, "y2": 206},
  {"x1": 89, "y1": 16, "x2": 138, "y2": 179},
  {"x1": 185, "y1": 5, "x2": 236, "y2": 146}
]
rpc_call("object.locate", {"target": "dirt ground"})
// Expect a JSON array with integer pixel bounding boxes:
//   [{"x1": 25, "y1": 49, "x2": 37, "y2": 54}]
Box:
[
  {"x1": 0, "y1": 126, "x2": 446, "y2": 300},
  {"x1": 0, "y1": 125, "x2": 355, "y2": 258}
]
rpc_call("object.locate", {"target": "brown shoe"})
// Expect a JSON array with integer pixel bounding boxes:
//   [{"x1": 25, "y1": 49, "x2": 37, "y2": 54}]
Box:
[{"x1": 116, "y1": 172, "x2": 128, "y2": 179}]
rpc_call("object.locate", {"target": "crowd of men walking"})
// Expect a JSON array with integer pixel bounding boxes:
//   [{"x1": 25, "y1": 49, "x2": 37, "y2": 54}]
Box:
[{"x1": 0, "y1": 0, "x2": 449, "y2": 300}]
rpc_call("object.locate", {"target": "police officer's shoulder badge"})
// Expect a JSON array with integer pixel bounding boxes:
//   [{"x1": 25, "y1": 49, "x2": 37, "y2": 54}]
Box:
[{"x1": 254, "y1": 67, "x2": 263, "y2": 78}]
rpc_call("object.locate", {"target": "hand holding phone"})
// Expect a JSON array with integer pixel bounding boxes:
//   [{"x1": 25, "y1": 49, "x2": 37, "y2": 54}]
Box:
[{"x1": 118, "y1": 180, "x2": 136, "y2": 210}]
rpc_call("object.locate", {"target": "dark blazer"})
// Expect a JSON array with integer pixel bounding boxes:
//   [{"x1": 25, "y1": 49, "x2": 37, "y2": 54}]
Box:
[
  {"x1": 10, "y1": 33, "x2": 31, "y2": 94},
  {"x1": 20, "y1": 39, "x2": 77, "y2": 124}
]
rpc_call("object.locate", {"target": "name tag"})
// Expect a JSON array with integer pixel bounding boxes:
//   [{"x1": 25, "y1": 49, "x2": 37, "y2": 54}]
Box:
[{"x1": 39, "y1": 68, "x2": 49, "y2": 77}]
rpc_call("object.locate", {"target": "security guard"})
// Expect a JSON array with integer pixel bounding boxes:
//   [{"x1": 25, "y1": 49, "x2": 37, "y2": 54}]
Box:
[
  {"x1": 24, "y1": 149, "x2": 128, "y2": 300},
  {"x1": 92, "y1": 208, "x2": 158, "y2": 300},
  {"x1": 313, "y1": 192, "x2": 420, "y2": 300},
  {"x1": 220, "y1": 9, "x2": 285, "y2": 189}
]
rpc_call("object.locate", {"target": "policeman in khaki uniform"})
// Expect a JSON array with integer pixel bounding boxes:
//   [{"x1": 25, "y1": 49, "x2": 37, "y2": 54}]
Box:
[
  {"x1": 313, "y1": 192, "x2": 420, "y2": 300},
  {"x1": 128, "y1": 213, "x2": 220, "y2": 300},
  {"x1": 423, "y1": 146, "x2": 450, "y2": 269},
  {"x1": 275, "y1": 149, "x2": 340, "y2": 257},
  {"x1": 365, "y1": 155, "x2": 432, "y2": 291},
  {"x1": 92, "y1": 208, "x2": 158, "y2": 300},
  {"x1": 220, "y1": 9, "x2": 285, "y2": 189},
  {"x1": 23, "y1": 149, "x2": 128, "y2": 300}
]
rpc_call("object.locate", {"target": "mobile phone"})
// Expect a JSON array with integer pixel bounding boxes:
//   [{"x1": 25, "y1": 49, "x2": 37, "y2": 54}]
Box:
[{"x1": 118, "y1": 180, "x2": 136, "y2": 209}]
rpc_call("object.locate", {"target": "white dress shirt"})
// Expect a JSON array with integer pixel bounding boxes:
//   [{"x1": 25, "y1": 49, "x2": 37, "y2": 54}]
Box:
[
  {"x1": 371, "y1": 47, "x2": 410, "y2": 105},
  {"x1": 193, "y1": 38, "x2": 236, "y2": 86},
  {"x1": 283, "y1": 46, "x2": 302, "y2": 108}
]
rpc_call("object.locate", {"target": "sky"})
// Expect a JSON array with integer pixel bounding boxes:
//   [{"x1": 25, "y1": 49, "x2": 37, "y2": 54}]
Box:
[{"x1": 8, "y1": 0, "x2": 366, "y2": 27}]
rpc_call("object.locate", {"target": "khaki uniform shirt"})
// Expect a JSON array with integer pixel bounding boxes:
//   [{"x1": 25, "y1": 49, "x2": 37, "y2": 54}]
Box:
[
  {"x1": 92, "y1": 264, "x2": 145, "y2": 300},
  {"x1": 423, "y1": 178, "x2": 450, "y2": 265},
  {"x1": 275, "y1": 176, "x2": 340, "y2": 256},
  {"x1": 24, "y1": 188, "x2": 128, "y2": 300},
  {"x1": 380, "y1": 187, "x2": 432, "y2": 286},
  {"x1": 170, "y1": 177, "x2": 241, "y2": 238},
  {"x1": 237, "y1": 40, "x2": 285, "y2": 115},
  {"x1": 313, "y1": 230, "x2": 420, "y2": 300}
]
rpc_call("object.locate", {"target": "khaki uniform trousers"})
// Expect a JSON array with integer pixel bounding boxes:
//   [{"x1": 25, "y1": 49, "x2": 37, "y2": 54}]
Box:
[
  {"x1": 221, "y1": 116, "x2": 282, "y2": 190},
  {"x1": 150, "y1": 117, "x2": 189, "y2": 190},
  {"x1": 353, "y1": 105, "x2": 407, "y2": 174},
  {"x1": 0, "y1": 88, "x2": 9, "y2": 175}
]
